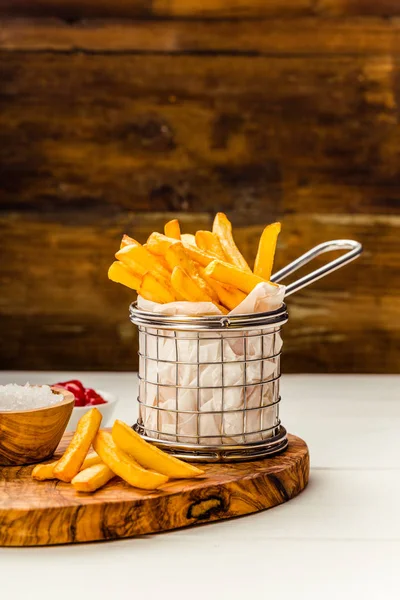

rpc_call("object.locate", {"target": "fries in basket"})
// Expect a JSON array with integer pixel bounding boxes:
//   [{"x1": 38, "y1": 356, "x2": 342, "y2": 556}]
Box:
[{"x1": 108, "y1": 213, "x2": 281, "y2": 310}]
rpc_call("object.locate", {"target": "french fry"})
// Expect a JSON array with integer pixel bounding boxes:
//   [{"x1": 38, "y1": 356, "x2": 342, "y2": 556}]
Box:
[
  {"x1": 165, "y1": 243, "x2": 218, "y2": 302},
  {"x1": 53, "y1": 408, "x2": 102, "y2": 482},
  {"x1": 120, "y1": 234, "x2": 136, "y2": 249},
  {"x1": 195, "y1": 230, "x2": 227, "y2": 262},
  {"x1": 146, "y1": 232, "x2": 179, "y2": 256},
  {"x1": 164, "y1": 219, "x2": 181, "y2": 240},
  {"x1": 181, "y1": 233, "x2": 196, "y2": 246},
  {"x1": 111, "y1": 215, "x2": 283, "y2": 307},
  {"x1": 212, "y1": 213, "x2": 251, "y2": 272},
  {"x1": 116, "y1": 242, "x2": 171, "y2": 280},
  {"x1": 171, "y1": 266, "x2": 215, "y2": 304},
  {"x1": 32, "y1": 451, "x2": 101, "y2": 482},
  {"x1": 71, "y1": 462, "x2": 115, "y2": 493},
  {"x1": 112, "y1": 420, "x2": 204, "y2": 479},
  {"x1": 80, "y1": 451, "x2": 102, "y2": 471},
  {"x1": 205, "y1": 259, "x2": 276, "y2": 295},
  {"x1": 32, "y1": 460, "x2": 58, "y2": 481},
  {"x1": 138, "y1": 272, "x2": 176, "y2": 304},
  {"x1": 216, "y1": 303, "x2": 229, "y2": 314},
  {"x1": 201, "y1": 273, "x2": 246, "y2": 311},
  {"x1": 181, "y1": 242, "x2": 216, "y2": 267},
  {"x1": 108, "y1": 261, "x2": 142, "y2": 291},
  {"x1": 254, "y1": 222, "x2": 281, "y2": 280},
  {"x1": 93, "y1": 431, "x2": 168, "y2": 490},
  {"x1": 217, "y1": 284, "x2": 246, "y2": 310}
]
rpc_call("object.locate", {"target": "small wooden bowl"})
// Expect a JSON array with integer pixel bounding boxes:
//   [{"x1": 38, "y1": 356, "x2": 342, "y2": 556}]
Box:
[{"x1": 0, "y1": 387, "x2": 74, "y2": 466}]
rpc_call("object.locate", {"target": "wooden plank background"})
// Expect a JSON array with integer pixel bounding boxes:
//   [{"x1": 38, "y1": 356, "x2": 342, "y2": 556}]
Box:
[{"x1": 1, "y1": 0, "x2": 399, "y2": 373}]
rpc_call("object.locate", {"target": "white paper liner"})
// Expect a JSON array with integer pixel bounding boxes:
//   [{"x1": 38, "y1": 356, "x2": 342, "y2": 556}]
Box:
[{"x1": 137, "y1": 282, "x2": 285, "y2": 445}]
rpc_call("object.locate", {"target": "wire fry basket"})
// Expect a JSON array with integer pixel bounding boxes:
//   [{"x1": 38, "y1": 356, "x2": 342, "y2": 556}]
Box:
[
  {"x1": 130, "y1": 305, "x2": 288, "y2": 462},
  {"x1": 130, "y1": 239, "x2": 363, "y2": 463}
]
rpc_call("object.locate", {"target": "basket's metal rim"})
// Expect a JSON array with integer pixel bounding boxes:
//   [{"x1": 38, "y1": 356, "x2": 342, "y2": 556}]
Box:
[
  {"x1": 130, "y1": 302, "x2": 288, "y2": 331},
  {"x1": 133, "y1": 424, "x2": 288, "y2": 463}
]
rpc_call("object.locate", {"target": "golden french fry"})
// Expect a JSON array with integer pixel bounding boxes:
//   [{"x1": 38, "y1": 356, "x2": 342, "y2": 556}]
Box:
[
  {"x1": 120, "y1": 234, "x2": 136, "y2": 249},
  {"x1": 112, "y1": 420, "x2": 204, "y2": 479},
  {"x1": 53, "y1": 408, "x2": 102, "y2": 482},
  {"x1": 93, "y1": 431, "x2": 168, "y2": 490},
  {"x1": 254, "y1": 222, "x2": 281, "y2": 280},
  {"x1": 116, "y1": 243, "x2": 170, "y2": 280},
  {"x1": 216, "y1": 303, "x2": 229, "y2": 314},
  {"x1": 165, "y1": 243, "x2": 218, "y2": 302},
  {"x1": 181, "y1": 242, "x2": 216, "y2": 267},
  {"x1": 165, "y1": 242, "x2": 195, "y2": 274},
  {"x1": 201, "y1": 273, "x2": 246, "y2": 311},
  {"x1": 31, "y1": 450, "x2": 100, "y2": 481},
  {"x1": 71, "y1": 462, "x2": 115, "y2": 493},
  {"x1": 171, "y1": 266, "x2": 215, "y2": 304},
  {"x1": 146, "y1": 232, "x2": 179, "y2": 256},
  {"x1": 205, "y1": 259, "x2": 277, "y2": 294},
  {"x1": 32, "y1": 460, "x2": 58, "y2": 481},
  {"x1": 195, "y1": 231, "x2": 227, "y2": 262},
  {"x1": 164, "y1": 219, "x2": 181, "y2": 240},
  {"x1": 181, "y1": 233, "x2": 196, "y2": 246},
  {"x1": 108, "y1": 261, "x2": 142, "y2": 291},
  {"x1": 212, "y1": 213, "x2": 251, "y2": 272},
  {"x1": 139, "y1": 272, "x2": 176, "y2": 304},
  {"x1": 217, "y1": 284, "x2": 246, "y2": 310},
  {"x1": 80, "y1": 451, "x2": 102, "y2": 471}
]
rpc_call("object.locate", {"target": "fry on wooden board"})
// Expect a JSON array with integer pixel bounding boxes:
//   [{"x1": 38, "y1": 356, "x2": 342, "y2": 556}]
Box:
[
  {"x1": 93, "y1": 430, "x2": 168, "y2": 490},
  {"x1": 112, "y1": 420, "x2": 204, "y2": 479},
  {"x1": 32, "y1": 460, "x2": 58, "y2": 481},
  {"x1": 80, "y1": 451, "x2": 102, "y2": 471},
  {"x1": 53, "y1": 408, "x2": 102, "y2": 482},
  {"x1": 72, "y1": 462, "x2": 115, "y2": 493}
]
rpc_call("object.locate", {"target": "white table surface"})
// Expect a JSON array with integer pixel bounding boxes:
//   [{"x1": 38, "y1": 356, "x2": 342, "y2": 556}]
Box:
[{"x1": 0, "y1": 372, "x2": 399, "y2": 600}]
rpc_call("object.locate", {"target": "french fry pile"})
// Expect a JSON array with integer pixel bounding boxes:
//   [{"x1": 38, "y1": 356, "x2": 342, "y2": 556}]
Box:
[
  {"x1": 32, "y1": 408, "x2": 204, "y2": 492},
  {"x1": 108, "y1": 213, "x2": 281, "y2": 312}
]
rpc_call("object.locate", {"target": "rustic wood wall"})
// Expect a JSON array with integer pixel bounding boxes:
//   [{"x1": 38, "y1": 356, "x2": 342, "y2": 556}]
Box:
[{"x1": 1, "y1": 0, "x2": 399, "y2": 373}]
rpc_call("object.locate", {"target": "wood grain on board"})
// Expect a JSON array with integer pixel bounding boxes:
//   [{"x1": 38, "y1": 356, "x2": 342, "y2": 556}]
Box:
[
  {"x1": 0, "y1": 432, "x2": 309, "y2": 546},
  {"x1": 0, "y1": 3, "x2": 399, "y2": 373}
]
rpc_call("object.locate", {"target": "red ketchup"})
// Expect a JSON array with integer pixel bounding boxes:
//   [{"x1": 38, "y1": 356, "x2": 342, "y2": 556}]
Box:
[{"x1": 54, "y1": 380, "x2": 107, "y2": 406}]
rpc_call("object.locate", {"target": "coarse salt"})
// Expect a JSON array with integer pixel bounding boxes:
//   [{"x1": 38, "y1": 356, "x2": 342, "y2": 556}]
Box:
[{"x1": 0, "y1": 383, "x2": 61, "y2": 412}]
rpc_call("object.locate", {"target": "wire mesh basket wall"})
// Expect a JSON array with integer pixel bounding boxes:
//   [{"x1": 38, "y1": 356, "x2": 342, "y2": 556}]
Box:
[{"x1": 130, "y1": 303, "x2": 289, "y2": 462}]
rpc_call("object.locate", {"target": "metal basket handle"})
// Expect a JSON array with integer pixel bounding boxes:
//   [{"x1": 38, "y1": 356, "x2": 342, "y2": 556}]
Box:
[{"x1": 270, "y1": 239, "x2": 363, "y2": 297}]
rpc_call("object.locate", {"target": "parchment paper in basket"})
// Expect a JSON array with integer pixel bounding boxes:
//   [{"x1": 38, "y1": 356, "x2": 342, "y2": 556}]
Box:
[{"x1": 137, "y1": 282, "x2": 285, "y2": 444}]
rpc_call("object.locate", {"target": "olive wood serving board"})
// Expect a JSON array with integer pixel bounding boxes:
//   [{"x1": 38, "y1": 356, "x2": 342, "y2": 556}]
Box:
[{"x1": 0, "y1": 432, "x2": 309, "y2": 546}]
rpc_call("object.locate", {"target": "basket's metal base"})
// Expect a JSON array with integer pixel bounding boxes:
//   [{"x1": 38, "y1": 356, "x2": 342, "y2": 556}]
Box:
[{"x1": 133, "y1": 424, "x2": 288, "y2": 463}]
